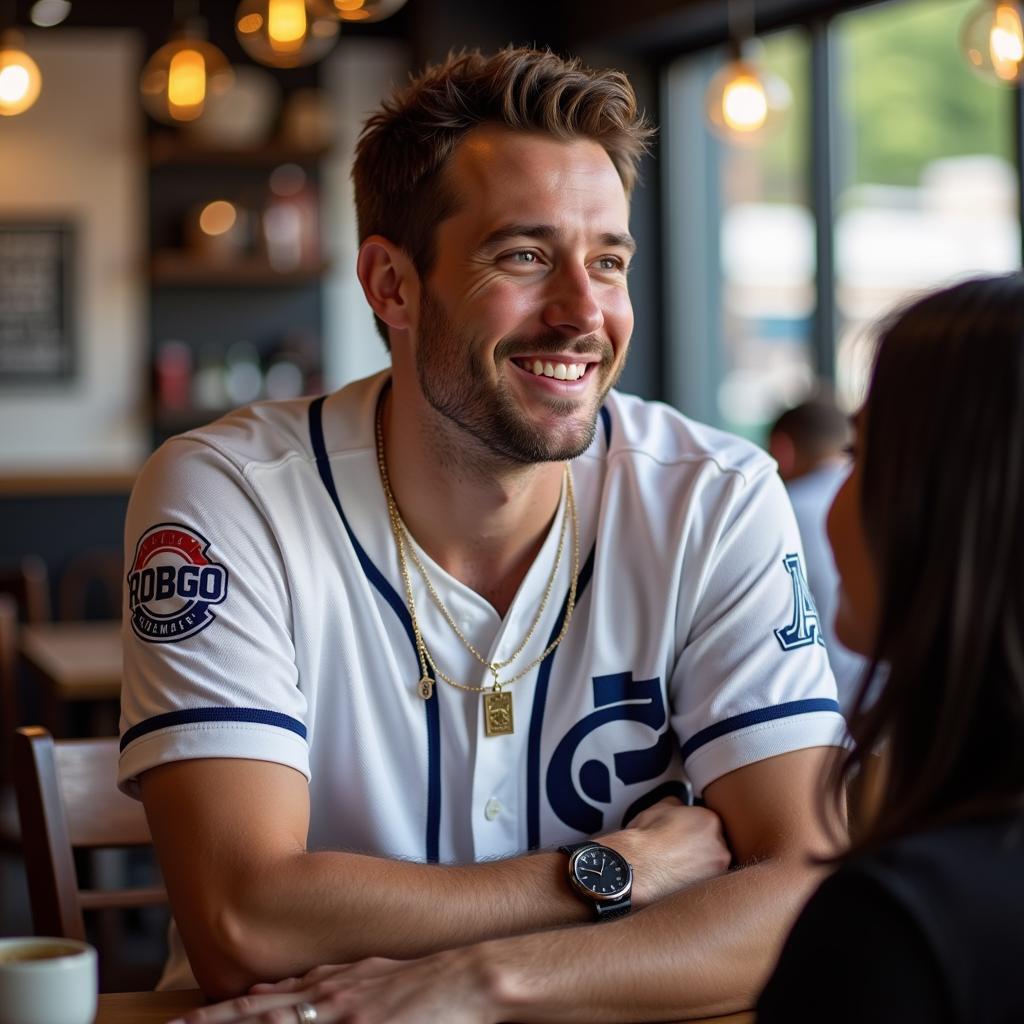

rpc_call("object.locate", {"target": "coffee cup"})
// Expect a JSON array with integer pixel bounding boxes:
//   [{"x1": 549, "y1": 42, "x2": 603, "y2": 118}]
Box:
[{"x1": 0, "y1": 938, "x2": 97, "y2": 1024}]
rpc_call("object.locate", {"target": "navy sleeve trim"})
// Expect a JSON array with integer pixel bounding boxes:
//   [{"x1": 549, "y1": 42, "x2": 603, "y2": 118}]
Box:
[
  {"x1": 679, "y1": 697, "x2": 840, "y2": 763},
  {"x1": 120, "y1": 707, "x2": 307, "y2": 752}
]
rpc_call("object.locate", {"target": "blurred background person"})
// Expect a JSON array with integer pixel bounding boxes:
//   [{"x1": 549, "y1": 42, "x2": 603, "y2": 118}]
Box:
[
  {"x1": 768, "y1": 397, "x2": 866, "y2": 711},
  {"x1": 758, "y1": 273, "x2": 1024, "y2": 1023}
]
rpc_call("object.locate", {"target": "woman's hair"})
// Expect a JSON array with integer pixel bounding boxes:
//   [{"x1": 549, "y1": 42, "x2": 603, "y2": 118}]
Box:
[
  {"x1": 837, "y1": 272, "x2": 1024, "y2": 855},
  {"x1": 352, "y1": 47, "x2": 654, "y2": 346}
]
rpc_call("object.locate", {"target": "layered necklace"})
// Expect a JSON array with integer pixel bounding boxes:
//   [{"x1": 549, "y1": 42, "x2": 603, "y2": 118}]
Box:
[{"x1": 375, "y1": 391, "x2": 580, "y2": 736}]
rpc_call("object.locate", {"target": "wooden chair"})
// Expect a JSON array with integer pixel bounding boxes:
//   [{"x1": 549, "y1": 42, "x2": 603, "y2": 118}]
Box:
[
  {"x1": 0, "y1": 596, "x2": 20, "y2": 846},
  {"x1": 57, "y1": 550, "x2": 123, "y2": 622},
  {"x1": 12, "y1": 726, "x2": 166, "y2": 943},
  {"x1": 0, "y1": 556, "x2": 51, "y2": 625}
]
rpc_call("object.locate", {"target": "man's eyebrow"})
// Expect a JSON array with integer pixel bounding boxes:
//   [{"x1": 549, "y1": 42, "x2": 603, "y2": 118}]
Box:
[{"x1": 477, "y1": 224, "x2": 637, "y2": 254}]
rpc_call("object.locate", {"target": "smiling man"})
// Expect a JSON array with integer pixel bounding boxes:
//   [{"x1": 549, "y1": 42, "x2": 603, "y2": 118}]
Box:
[{"x1": 119, "y1": 48, "x2": 845, "y2": 1023}]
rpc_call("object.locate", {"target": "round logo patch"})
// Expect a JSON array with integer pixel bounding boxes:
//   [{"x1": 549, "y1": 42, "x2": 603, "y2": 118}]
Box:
[{"x1": 127, "y1": 523, "x2": 228, "y2": 643}]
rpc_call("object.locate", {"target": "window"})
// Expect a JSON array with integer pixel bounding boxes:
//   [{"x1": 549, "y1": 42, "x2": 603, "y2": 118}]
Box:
[
  {"x1": 662, "y1": 0, "x2": 1022, "y2": 429},
  {"x1": 834, "y1": 0, "x2": 1020, "y2": 406}
]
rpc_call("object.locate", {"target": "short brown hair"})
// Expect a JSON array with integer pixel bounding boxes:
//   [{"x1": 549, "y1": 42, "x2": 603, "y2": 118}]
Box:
[{"x1": 353, "y1": 47, "x2": 654, "y2": 346}]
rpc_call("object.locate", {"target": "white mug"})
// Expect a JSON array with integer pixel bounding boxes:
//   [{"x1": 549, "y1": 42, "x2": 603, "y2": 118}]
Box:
[{"x1": 0, "y1": 938, "x2": 97, "y2": 1024}]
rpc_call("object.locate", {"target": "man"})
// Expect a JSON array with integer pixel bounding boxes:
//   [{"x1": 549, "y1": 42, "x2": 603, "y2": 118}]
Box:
[
  {"x1": 121, "y1": 48, "x2": 844, "y2": 1022},
  {"x1": 768, "y1": 398, "x2": 866, "y2": 710}
]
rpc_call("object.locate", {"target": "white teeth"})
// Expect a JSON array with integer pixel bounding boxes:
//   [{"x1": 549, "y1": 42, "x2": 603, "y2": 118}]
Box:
[{"x1": 523, "y1": 360, "x2": 588, "y2": 380}]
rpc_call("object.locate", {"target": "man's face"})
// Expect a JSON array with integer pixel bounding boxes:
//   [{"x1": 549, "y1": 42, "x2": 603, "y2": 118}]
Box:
[{"x1": 412, "y1": 127, "x2": 635, "y2": 464}]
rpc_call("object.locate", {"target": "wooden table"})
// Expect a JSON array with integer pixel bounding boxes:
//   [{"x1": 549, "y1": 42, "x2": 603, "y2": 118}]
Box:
[
  {"x1": 19, "y1": 620, "x2": 122, "y2": 735},
  {"x1": 94, "y1": 991, "x2": 754, "y2": 1023}
]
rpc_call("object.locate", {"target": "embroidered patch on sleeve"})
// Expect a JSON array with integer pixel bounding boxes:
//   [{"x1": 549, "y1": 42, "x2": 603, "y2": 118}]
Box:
[
  {"x1": 127, "y1": 523, "x2": 228, "y2": 643},
  {"x1": 774, "y1": 552, "x2": 825, "y2": 651}
]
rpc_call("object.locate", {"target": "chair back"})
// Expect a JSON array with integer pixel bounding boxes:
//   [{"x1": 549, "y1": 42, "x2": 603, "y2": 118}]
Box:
[
  {"x1": 12, "y1": 726, "x2": 165, "y2": 941},
  {"x1": 0, "y1": 556, "x2": 51, "y2": 624}
]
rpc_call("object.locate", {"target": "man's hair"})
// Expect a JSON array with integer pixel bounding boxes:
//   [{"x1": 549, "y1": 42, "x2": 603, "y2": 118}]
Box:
[
  {"x1": 353, "y1": 47, "x2": 654, "y2": 346},
  {"x1": 769, "y1": 398, "x2": 850, "y2": 463}
]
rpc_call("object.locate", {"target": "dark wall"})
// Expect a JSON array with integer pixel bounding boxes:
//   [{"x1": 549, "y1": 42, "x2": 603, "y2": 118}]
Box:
[{"x1": 0, "y1": 491, "x2": 130, "y2": 619}]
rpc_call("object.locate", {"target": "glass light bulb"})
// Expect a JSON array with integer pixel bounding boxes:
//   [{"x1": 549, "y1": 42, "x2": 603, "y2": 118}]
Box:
[
  {"x1": 0, "y1": 41, "x2": 42, "y2": 116},
  {"x1": 704, "y1": 57, "x2": 790, "y2": 146},
  {"x1": 168, "y1": 48, "x2": 206, "y2": 117},
  {"x1": 960, "y1": 0, "x2": 1024, "y2": 84},
  {"x1": 268, "y1": 0, "x2": 306, "y2": 53},
  {"x1": 140, "y1": 32, "x2": 233, "y2": 125},
  {"x1": 722, "y1": 74, "x2": 768, "y2": 133},
  {"x1": 331, "y1": 0, "x2": 406, "y2": 22},
  {"x1": 235, "y1": 0, "x2": 338, "y2": 68}
]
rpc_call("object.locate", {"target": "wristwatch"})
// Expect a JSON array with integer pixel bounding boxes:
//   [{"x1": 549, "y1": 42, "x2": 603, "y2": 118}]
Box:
[{"x1": 559, "y1": 841, "x2": 632, "y2": 920}]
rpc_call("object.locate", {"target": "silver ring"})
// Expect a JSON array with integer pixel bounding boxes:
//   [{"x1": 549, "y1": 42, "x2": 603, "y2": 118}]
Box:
[{"x1": 295, "y1": 1002, "x2": 318, "y2": 1024}]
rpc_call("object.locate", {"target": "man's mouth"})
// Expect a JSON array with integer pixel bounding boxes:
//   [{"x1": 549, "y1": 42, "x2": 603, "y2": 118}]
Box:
[{"x1": 511, "y1": 357, "x2": 593, "y2": 382}]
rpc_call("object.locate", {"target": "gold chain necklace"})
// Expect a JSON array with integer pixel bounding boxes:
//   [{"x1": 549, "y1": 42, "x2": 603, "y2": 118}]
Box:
[{"x1": 375, "y1": 391, "x2": 580, "y2": 736}]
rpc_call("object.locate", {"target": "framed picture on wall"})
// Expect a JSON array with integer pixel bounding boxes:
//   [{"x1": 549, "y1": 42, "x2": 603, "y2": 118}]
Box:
[{"x1": 0, "y1": 222, "x2": 75, "y2": 382}]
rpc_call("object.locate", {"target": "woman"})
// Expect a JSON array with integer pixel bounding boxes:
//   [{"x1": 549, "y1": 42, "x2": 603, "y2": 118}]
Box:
[{"x1": 758, "y1": 273, "x2": 1024, "y2": 1023}]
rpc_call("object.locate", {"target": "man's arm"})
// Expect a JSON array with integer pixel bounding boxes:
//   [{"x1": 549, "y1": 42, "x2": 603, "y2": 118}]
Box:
[
  {"x1": 141, "y1": 757, "x2": 730, "y2": 1000},
  {"x1": 171, "y1": 746, "x2": 843, "y2": 1024},
  {"x1": 482, "y1": 745, "x2": 844, "y2": 1021}
]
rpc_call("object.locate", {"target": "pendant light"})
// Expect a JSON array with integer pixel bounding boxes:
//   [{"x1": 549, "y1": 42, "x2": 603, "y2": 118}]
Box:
[
  {"x1": 704, "y1": 0, "x2": 791, "y2": 145},
  {"x1": 234, "y1": 0, "x2": 340, "y2": 69},
  {"x1": 140, "y1": 4, "x2": 233, "y2": 125},
  {"x1": 960, "y1": 0, "x2": 1024, "y2": 84},
  {"x1": 329, "y1": 0, "x2": 406, "y2": 23},
  {"x1": 0, "y1": 29, "x2": 42, "y2": 117}
]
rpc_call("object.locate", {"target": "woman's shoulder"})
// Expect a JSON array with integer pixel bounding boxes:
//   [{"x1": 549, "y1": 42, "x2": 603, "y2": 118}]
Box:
[
  {"x1": 837, "y1": 814, "x2": 1024, "y2": 1021},
  {"x1": 855, "y1": 813, "x2": 1024, "y2": 912}
]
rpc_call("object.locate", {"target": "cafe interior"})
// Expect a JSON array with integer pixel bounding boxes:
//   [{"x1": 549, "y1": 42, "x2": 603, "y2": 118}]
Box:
[{"x1": 0, "y1": 0, "x2": 1022, "y2": 1019}]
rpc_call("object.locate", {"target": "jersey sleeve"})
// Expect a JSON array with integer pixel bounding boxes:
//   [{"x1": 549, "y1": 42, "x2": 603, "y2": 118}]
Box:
[
  {"x1": 670, "y1": 464, "x2": 845, "y2": 796},
  {"x1": 118, "y1": 435, "x2": 308, "y2": 798}
]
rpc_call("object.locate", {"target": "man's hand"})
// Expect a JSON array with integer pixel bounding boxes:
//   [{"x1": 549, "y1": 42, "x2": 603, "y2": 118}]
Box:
[
  {"x1": 600, "y1": 798, "x2": 731, "y2": 907},
  {"x1": 170, "y1": 952, "x2": 497, "y2": 1024}
]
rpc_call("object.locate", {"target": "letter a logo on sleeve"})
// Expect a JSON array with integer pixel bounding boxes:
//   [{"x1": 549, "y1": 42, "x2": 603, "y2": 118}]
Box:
[{"x1": 127, "y1": 523, "x2": 229, "y2": 643}]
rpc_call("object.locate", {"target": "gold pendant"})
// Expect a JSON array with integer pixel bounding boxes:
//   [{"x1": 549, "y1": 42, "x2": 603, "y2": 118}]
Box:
[
  {"x1": 417, "y1": 676, "x2": 434, "y2": 700},
  {"x1": 484, "y1": 690, "x2": 513, "y2": 737}
]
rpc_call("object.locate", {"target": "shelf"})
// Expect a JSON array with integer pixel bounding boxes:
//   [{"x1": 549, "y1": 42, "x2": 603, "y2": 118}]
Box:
[
  {"x1": 151, "y1": 251, "x2": 328, "y2": 286},
  {"x1": 148, "y1": 134, "x2": 332, "y2": 168}
]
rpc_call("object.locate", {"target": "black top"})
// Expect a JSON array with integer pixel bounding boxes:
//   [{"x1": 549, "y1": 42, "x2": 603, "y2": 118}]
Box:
[{"x1": 757, "y1": 814, "x2": 1024, "y2": 1024}]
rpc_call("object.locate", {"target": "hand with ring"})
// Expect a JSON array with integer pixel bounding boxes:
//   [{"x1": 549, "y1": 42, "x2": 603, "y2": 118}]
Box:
[{"x1": 167, "y1": 947, "x2": 501, "y2": 1023}]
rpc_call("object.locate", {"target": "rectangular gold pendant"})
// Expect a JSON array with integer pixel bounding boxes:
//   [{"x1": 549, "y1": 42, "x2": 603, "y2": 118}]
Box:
[{"x1": 484, "y1": 690, "x2": 514, "y2": 737}]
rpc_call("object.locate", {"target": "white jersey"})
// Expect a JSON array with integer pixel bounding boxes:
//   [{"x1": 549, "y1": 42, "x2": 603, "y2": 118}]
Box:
[{"x1": 119, "y1": 371, "x2": 842, "y2": 986}]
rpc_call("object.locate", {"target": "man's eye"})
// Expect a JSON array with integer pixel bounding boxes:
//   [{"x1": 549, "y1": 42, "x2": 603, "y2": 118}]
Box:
[
  {"x1": 596, "y1": 256, "x2": 625, "y2": 271},
  {"x1": 508, "y1": 251, "x2": 537, "y2": 263}
]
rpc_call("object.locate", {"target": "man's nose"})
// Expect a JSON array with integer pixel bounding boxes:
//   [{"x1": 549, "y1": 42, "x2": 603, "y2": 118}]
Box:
[{"x1": 541, "y1": 264, "x2": 604, "y2": 336}]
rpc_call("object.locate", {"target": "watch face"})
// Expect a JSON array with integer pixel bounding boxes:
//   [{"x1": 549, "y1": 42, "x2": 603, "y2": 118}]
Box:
[{"x1": 570, "y1": 846, "x2": 631, "y2": 901}]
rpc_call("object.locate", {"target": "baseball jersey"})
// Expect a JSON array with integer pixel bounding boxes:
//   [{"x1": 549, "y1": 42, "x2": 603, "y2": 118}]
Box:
[{"x1": 119, "y1": 370, "x2": 843, "y2": 987}]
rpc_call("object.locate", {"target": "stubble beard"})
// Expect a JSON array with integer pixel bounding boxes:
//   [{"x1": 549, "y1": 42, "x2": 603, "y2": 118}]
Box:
[{"x1": 415, "y1": 288, "x2": 622, "y2": 466}]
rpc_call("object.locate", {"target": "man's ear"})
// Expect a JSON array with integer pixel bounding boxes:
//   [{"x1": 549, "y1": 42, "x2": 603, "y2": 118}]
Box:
[{"x1": 356, "y1": 236, "x2": 419, "y2": 333}]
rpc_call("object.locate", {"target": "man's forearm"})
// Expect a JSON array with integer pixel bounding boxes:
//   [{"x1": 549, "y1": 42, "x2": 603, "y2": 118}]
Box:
[
  {"x1": 478, "y1": 854, "x2": 828, "y2": 1022},
  {"x1": 196, "y1": 847, "x2": 589, "y2": 997}
]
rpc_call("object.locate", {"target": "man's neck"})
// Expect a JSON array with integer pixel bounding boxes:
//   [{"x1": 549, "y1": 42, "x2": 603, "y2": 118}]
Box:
[{"x1": 380, "y1": 381, "x2": 566, "y2": 617}]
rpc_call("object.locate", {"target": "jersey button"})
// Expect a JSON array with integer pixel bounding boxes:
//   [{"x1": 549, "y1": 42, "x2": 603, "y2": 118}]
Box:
[{"x1": 484, "y1": 798, "x2": 502, "y2": 821}]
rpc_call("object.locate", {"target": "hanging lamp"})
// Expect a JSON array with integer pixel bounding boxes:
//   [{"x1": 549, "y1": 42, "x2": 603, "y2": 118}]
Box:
[
  {"x1": 234, "y1": 0, "x2": 339, "y2": 69},
  {"x1": 960, "y1": 0, "x2": 1024, "y2": 84},
  {"x1": 140, "y1": 3, "x2": 233, "y2": 125},
  {"x1": 704, "y1": 0, "x2": 791, "y2": 145}
]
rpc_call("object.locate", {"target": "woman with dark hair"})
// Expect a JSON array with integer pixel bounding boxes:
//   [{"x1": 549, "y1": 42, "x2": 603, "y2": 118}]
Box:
[{"x1": 757, "y1": 272, "x2": 1024, "y2": 1023}]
